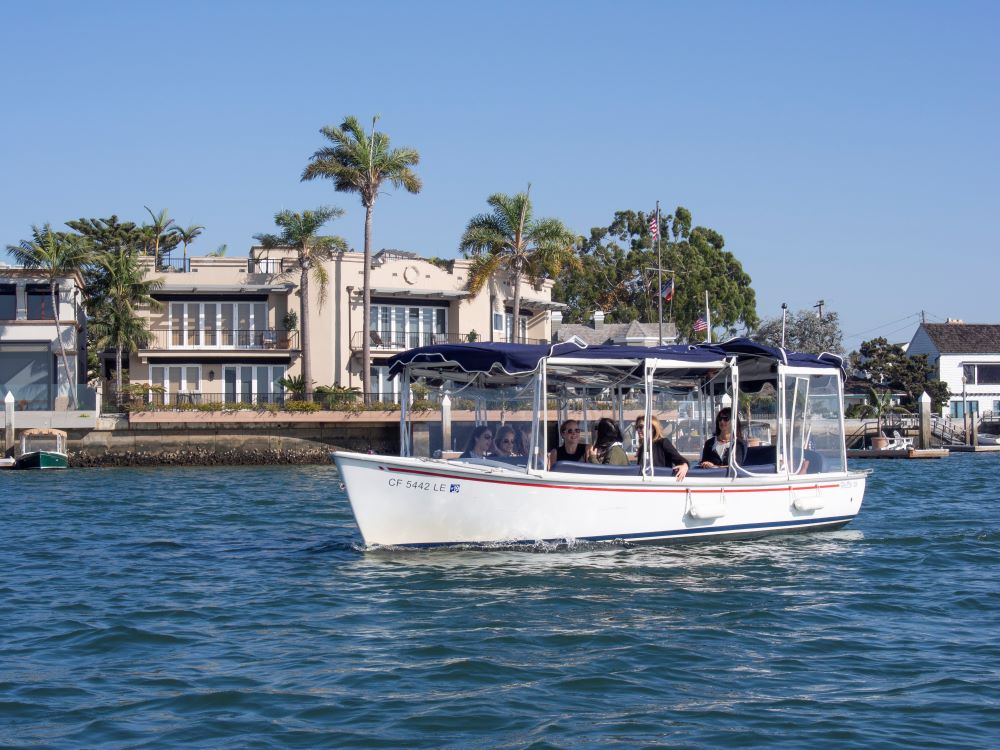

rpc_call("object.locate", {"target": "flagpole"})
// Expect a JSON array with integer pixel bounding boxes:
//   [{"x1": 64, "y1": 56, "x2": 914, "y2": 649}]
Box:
[
  {"x1": 704, "y1": 290, "x2": 711, "y2": 344},
  {"x1": 655, "y1": 201, "x2": 662, "y2": 346}
]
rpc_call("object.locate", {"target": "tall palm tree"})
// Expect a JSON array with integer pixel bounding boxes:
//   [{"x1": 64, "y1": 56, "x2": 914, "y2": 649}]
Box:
[
  {"x1": 301, "y1": 115, "x2": 421, "y2": 400},
  {"x1": 144, "y1": 206, "x2": 175, "y2": 268},
  {"x1": 460, "y1": 188, "x2": 578, "y2": 342},
  {"x1": 89, "y1": 247, "x2": 163, "y2": 398},
  {"x1": 170, "y1": 223, "x2": 204, "y2": 270},
  {"x1": 6, "y1": 225, "x2": 91, "y2": 408},
  {"x1": 254, "y1": 208, "x2": 348, "y2": 393}
]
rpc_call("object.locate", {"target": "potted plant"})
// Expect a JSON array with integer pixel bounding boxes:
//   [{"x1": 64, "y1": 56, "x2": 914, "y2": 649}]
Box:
[
  {"x1": 280, "y1": 310, "x2": 298, "y2": 349},
  {"x1": 860, "y1": 386, "x2": 905, "y2": 449},
  {"x1": 466, "y1": 329, "x2": 479, "y2": 343}
]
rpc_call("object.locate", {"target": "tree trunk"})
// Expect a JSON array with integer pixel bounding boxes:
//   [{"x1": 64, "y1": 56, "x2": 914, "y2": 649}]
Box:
[
  {"x1": 300, "y1": 261, "x2": 311, "y2": 399},
  {"x1": 362, "y1": 203, "x2": 374, "y2": 403},
  {"x1": 511, "y1": 268, "x2": 522, "y2": 344},
  {"x1": 115, "y1": 346, "x2": 123, "y2": 407},
  {"x1": 51, "y1": 283, "x2": 77, "y2": 409}
]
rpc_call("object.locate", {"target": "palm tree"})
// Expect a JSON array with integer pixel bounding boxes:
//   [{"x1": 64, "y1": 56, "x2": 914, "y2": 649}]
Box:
[
  {"x1": 301, "y1": 115, "x2": 421, "y2": 400},
  {"x1": 6, "y1": 225, "x2": 91, "y2": 408},
  {"x1": 89, "y1": 247, "x2": 163, "y2": 399},
  {"x1": 170, "y1": 223, "x2": 204, "y2": 270},
  {"x1": 861, "y1": 386, "x2": 907, "y2": 442},
  {"x1": 460, "y1": 188, "x2": 578, "y2": 342},
  {"x1": 254, "y1": 208, "x2": 348, "y2": 393},
  {"x1": 144, "y1": 206, "x2": 176, "y2": 268}
]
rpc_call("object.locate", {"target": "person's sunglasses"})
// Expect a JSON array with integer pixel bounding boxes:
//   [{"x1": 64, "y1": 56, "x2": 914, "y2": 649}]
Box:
[
  {"x1": 563, "y1": 428, "x2": 581, "y2": 434},
  {"x1": 501, "y1": 439, "x2": 514, "y2": 445}
]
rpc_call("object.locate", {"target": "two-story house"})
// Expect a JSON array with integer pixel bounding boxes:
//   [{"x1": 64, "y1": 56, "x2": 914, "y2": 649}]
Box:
[
  {"x1": 126, "y1": 247, "x2": 562, "y2": 404},
  {"x1": 0, "y1": 265, "x2": 94, "y2": 424},
  {"x1": 907, "y1": 321, "x2": 1000, "y2": 418}
]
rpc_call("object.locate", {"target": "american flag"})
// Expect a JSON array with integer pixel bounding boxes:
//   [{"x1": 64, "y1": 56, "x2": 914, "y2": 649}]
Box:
[
  {"x1": 648, "y1": 214, "x2": 658, "y2": 239},
  {"x1": 693, "y1": 316, "x2": 708, "y2": 332},
  {"x1": 660, "y1": 278, "x2": 674, "y2": 301}
]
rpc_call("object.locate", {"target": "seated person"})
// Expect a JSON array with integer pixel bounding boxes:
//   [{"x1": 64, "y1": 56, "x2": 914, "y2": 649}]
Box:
[
  {"x1": 635, "y1": 415, "x2": 689, "y2": 481},
  {"x1": 700, "y1": 407, "x2": 748, "y2": 468},
  {"x1": 460, "y1": 424, "x2": 494, "y2": 459},
  {"x1": 493, "y1": 424, "x2": 521, "y2": 457},
  {"x1": 586, "y1": 417, "x2": 629, "y2": 466},
  {"x1": 548, "y1": 419, "x2": 586, "y2": 468}
]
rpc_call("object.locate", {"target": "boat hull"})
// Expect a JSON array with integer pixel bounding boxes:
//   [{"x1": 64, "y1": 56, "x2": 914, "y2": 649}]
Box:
[
  {"x1": 14, "y1": 451, "x2": 70, "y2": 470},
  {"x1": 333, "y1": 451, "x2": 867, "y2": 548}
]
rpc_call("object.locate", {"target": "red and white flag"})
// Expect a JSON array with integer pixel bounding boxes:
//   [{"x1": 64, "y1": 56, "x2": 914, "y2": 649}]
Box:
[
  {"x1": 648, "y1": 214, "x2": 658, "y2": 239},
  {"x1": 693, "y1": 316, "x2": 708, "y2": 332}
]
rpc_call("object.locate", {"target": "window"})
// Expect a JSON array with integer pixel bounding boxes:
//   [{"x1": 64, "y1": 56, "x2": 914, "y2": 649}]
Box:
[
  {"x1": 169, "y1": 301, "x2": 267, "y2": 348},
  {"x1": 977, "y1": 364, "x2": 1000, "y2": 385},
  {"x1": 951, "y1": 400, "x2": 980, "y2": 419},
  {"x1": 26, "y1": 285, "x2": 54, "y2": 320},
  {"x1": 0, "y1": 284, "x2": 16, "y2": 319},
  {"x1": 150, "y1": 365, "x2": 202, "y2": 405},
  {"x1": 369, "y1": 303, "x2": 448, "y2": 349}
]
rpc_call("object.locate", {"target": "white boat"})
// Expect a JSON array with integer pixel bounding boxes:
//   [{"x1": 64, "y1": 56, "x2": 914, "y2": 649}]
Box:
[{"x1": 333, "y1": 339, "x2": 868, "y2": 548}]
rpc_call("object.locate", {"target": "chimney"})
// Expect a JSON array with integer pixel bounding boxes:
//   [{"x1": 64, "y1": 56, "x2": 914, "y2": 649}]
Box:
[{"x1": 592, "y1": 310, "x2": 605, "y2": 329}]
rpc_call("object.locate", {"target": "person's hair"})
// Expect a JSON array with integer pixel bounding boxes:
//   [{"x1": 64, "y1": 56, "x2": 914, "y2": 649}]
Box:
[
  {"x1": 593, "y1": 417, "x2": 622, "y2": 449},
  {"x1": 494, "y1": 424, "x2": 517, "y2": 454},
  {"x1": 559, "y1": 419, "x2": 580, "y2": 442},
  {"x1": 465, "y1": 424, "x2": 492, "y2": 453},
  {"x1": 714, "y1": 407, "x2": 733, "y2": 438},
  {"x1": 635, "y1": 414, "x2": 664, "y2": 441}
]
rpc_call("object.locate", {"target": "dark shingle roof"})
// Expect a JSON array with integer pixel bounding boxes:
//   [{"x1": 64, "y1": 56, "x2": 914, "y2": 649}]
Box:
[
  {"x1": 921, "y1": 323, "x2": 1000, "y2": 353},
  {"x1": 554, "y1": 320, "x2": 676, "y2": 345}
]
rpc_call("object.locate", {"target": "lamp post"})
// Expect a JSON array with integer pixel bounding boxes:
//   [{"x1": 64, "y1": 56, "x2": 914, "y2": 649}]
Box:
[{"x1": 780, "y1": 303, "x2": 788, "y2": 348}]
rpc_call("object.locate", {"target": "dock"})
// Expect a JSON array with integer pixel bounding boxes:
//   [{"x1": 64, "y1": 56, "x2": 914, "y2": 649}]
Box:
[{"x1": 847, "y1": 448, "x2": 949, "y2": 459}]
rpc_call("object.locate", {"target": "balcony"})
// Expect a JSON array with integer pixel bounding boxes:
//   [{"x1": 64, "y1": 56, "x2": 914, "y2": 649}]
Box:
[
  {"x1": 350, "y1": 329, "x2": 547, "y2": 351},
  {"x1": 144, "y1": 327, "x2": 299, "y2": 351}
]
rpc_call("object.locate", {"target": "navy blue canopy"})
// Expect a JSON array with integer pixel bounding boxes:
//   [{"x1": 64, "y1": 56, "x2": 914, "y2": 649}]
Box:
[
  {"x1": 386, "y1": 338, "x2": 844, "y2": 380},
  {"x1": 386, "y1": 340, "x2": 587, "y2": 379},
  {"x1": 703, "y1": 338, "x2": 845, "y2": 371}
]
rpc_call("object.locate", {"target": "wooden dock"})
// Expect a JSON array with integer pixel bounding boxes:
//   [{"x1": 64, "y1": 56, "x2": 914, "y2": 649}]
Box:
[{"x1": 847, "y1": 448, "x2": 949, "y2": 459}]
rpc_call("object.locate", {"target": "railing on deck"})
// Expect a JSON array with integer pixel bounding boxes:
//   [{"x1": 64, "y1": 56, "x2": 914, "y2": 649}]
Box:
[
  {"x1": 144, "y1": 328, "x2": 298, "y2": 350},
  {"x1": 350, "y1": 329, "x2": 547, "y2": 350}
]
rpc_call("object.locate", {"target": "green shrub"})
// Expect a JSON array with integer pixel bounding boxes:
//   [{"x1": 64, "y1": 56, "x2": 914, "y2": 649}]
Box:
[{"x1": 285, "y1": 399, "x2": 322, "y2": 412}]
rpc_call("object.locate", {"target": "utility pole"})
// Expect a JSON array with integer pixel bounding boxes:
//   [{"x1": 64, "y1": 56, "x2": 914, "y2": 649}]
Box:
[
  {"x1": 814, "y1": 299, "x2": 825, "y2": 319},
  {"x1": 654, "y1": 201, "x2": 662, "y2": 346}
]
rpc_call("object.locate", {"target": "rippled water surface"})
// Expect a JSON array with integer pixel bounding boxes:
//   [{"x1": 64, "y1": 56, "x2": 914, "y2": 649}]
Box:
[{"x1": 3, "y1": 455, "x2": 999, "y2": 749}]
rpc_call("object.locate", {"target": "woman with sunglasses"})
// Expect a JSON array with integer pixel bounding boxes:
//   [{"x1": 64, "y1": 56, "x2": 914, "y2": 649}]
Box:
[
  {"x1": 460, "y1": 424, "x2": 494, "y2": 459},
  {"x1": 699, "y1": 407, "x2": 747, "y2": 468},
  {"x1": 548, "y1": 419, "x2": 586, "y2": 469},
  {"x1": 493, "y1": 424, "x2": 521, "y2": 457}
]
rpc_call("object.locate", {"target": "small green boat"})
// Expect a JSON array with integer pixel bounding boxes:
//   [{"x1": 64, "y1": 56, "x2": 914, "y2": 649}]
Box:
[{"x1": 14, "y1": 428, "x2": 70, "y2": 470}]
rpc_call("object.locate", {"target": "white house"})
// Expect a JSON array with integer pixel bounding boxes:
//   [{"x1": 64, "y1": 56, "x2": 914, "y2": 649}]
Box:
[{"x1": 907, "y1": 321, "x2": 1000, "y2": 418}]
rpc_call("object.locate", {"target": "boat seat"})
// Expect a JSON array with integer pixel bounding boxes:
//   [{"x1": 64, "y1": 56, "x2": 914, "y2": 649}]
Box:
[
  {"x1": 551, "y1": 461, "x2": 642, "y2": 476},
  {"x1": 736, "y1": 464, "x2": 777, "y2": 475},
  {"x1": 744, "y1": 445, "x2": 776, "y2": 465}
]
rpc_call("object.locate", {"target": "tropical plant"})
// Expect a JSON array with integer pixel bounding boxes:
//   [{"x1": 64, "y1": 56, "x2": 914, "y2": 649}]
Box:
[
  {"x1": 207, "y1": 244, "x2": 228, "y2": 257},
  {"x1": 255, "y1": 207, "x2": 348, "y2": 391},
  {"x1": 170, "y1": 223, "x2": 204, "y2": 269},
  {"x1": 302, "y1": 115, "x2": 421, "y2": 401},
  {"x1": 460, "y1": 188, "x2": 578, "y2": 343},
  {"x1": 6, "y1": 225, "x2": 91, "y2": 408},
  {"x1": 314, "y1": 384, "x2": 361, "y2": 409},
  {"x1": 143, "y1": 207, "x2": 177, "y2": 268},
  {"x1": 282, "y1": 309, "x2": 298, "y2": 332},
  {"x1": 859, "y1": 386, "x2": 907, "y2": 437},
  {"x1": 88, "y1": 246, "x2": 163, "y2": 399},
  {"x1": 277, "y1": 374, "x2": 313, "y2": 400}
]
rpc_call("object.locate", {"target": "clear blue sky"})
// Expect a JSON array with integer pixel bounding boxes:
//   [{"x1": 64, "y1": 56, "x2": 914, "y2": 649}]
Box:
[{"x1": 2, "y1": 0, "x2": 997, "y2": 351}]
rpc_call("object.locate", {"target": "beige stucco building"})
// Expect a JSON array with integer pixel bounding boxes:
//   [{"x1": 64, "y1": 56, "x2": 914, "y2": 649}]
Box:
[{"x1": 129, "y1": 248, "x2": 562, "y2": 404}]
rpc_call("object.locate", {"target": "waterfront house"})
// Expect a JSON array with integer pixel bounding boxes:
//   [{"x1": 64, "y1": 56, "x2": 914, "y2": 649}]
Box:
[
  {"x1": 0, "y1": 265, "x2": 96, "y2": 428},
  {"x1": 126, "y1": 248, "x2": 562, "y2": 404},
  {"x1": 907, "y1": 321, "x2": 1000, "y2": 418},
  {"x1": 551, "y1": 310, "x2": 678, "y2": 346}
]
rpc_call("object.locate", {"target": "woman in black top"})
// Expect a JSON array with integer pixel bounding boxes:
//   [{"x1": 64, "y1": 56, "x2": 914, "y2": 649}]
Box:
[
  {"x1": 700, "y1": 407, "x2": 747, "y2": 468},
  {"x1": 635, "y1": 415, "x2": 689, "y2": 480},
  {"x1": 548, "y1": 419, "x2": 586, "y2": 469},
  {"x1": 460, "y1": 424, "x2": 494, "y2": 459}
]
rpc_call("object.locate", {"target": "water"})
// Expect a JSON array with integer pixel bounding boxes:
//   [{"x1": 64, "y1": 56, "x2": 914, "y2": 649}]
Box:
[{"x1": 2, "y1": 455, "x2": 998, "y2": 749}]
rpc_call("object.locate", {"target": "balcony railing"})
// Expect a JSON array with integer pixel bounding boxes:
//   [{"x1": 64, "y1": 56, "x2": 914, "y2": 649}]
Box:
[
  {"x1": 350, "y1": 329, "x2": 547, "y2": 350},
  {"x1": 144, "y1": 328, "x2": 298, "y2": 350}
]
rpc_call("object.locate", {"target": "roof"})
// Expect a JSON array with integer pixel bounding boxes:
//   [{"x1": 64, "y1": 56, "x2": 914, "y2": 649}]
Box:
[
  {"x1": 555, "y1": 320, "x2": 677, "y2": 345},
  {"x1": 920, "y1": 323, "x2": 1000, "y2": 354}
]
